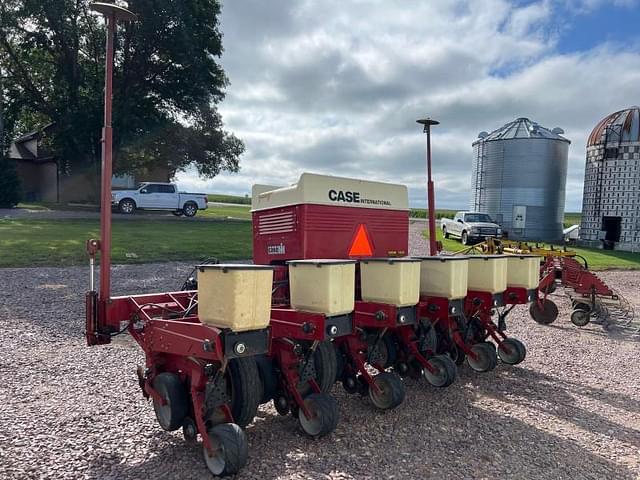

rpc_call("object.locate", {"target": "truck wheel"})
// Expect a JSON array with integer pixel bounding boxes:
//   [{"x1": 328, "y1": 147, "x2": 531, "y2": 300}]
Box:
[
  {"x1": 118, "y1": 198, "x2": 136, "y2": 214},
  {"x1": 442, "y1": 227, "x2": 449, "y2": 239},
  {"x1": 183, "y1": 201, "x2": 198, "y2": 217},
  {"x1": 461, "y1": 231, "x2": 469, "y2": 245}
]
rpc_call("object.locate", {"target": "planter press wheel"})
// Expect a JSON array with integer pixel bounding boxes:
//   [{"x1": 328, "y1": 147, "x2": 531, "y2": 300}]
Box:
[
  {"x1": 467, "y1": 343, "x2": 498, "y2": 373},
  {"x1": 152, "y1": 372, "x2": 189, "y2": 431},
  {"x1": 313, "y1": 341, "x2": 338, "y2": 393},
  {"x1": 367, "y1": 372, "x2": 405, "y2": 410},
  {"x1": 202, "y1": 423, "x2": 248, "y2": 477},
  {"x1": 529, "y1": 299, "x2": 559, "y2": 325},
  {"x1": 206, "y1": 357, "x2": 261, "y2": 428},
  {"x1": 571, "y1": 309, "x2": 591, "y2": 327},
  {"x1": 255, "y1": 354, "x2": 278, "y2": 404},
  {"x1": 298, "y1": 393, "x2": 339, "y2": 437},
  {"x1": 424, "y1": 354, "x2": 457, "y2": 387},
  {"x1": 497, "y1": 338, "x2": 526, "y2": 365},
  {"x1": 370, "y1": 334, "x2": 398, "y2": 369}
]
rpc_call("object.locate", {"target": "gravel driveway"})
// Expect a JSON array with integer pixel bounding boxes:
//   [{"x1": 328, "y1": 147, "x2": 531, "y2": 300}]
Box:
[{"x1": 1, "y1": 261, "x2": 639, "y2": 480}]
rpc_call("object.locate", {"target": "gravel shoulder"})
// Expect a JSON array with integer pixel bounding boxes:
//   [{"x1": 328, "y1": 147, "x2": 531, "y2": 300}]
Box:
[{"x1": 1, "y1": 262, "x2": 639, "y2": 480}]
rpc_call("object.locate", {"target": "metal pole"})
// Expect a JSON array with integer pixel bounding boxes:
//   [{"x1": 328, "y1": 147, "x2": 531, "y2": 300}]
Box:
[
  {"x1": 417, "y1": 118, "x2": 440, "y2": 256},
  {"x1": 99, "y1": 13, "x2": 115, "y2": 304}
]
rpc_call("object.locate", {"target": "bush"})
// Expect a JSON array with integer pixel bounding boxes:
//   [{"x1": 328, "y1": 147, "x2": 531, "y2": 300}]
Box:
[{"x1": 0, "y1": 157, "x2": 23, "y2": 207}]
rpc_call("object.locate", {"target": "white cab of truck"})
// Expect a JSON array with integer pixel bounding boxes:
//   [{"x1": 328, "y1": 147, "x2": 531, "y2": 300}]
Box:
[
  {"x1": 440, "y1": 211, "x2": 502, "y2": 245},
  {"x1": 111, "y1": 182, "x2": 208, "y2": 217}
]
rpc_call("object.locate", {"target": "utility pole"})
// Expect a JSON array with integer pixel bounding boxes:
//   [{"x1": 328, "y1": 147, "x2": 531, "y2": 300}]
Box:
[{"x1": 417, "y1": 117, "x2": 440, "y2": 256}]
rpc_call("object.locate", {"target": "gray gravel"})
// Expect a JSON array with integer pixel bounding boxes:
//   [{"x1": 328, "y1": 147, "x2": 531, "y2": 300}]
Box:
[{"x1": 1, "y1": 260, "x2": 639, "y2": 479}]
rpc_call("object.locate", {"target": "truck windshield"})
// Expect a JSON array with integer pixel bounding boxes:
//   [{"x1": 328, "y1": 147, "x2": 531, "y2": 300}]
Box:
[{"x1": 465, "y1": 213, "x2": 493, "y2": 223}]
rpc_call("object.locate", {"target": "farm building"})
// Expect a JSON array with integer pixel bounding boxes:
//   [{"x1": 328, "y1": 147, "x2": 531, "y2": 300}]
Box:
[{"x1": 579, "y1": 106, "x2": 640, "y2": 251}]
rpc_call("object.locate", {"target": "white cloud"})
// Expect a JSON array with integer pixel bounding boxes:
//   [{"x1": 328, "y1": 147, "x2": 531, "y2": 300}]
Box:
[{"x1": 176, "y1": 0, "x2": 640, "y2": 212}]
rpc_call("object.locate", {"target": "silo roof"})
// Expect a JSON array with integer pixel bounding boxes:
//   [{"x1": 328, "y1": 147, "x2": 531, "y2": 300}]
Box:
[
  {"x1": 473, "y1": 117, "x2": 570, "y2": 145},
  {"x1": 587, "y1": 106, "x2": 640, "y2": 147}
]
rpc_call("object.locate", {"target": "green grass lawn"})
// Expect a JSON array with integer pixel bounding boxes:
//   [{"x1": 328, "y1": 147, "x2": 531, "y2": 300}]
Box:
[
  {"x1": 199, "y1": 204, "x2": 251, "y2": 220},
  {"x1": 0, "y1": 218, "x2": 253, "y2": 268},
  {"x1": 423, "y1": 228, "x2": 640, "y2": 270}
]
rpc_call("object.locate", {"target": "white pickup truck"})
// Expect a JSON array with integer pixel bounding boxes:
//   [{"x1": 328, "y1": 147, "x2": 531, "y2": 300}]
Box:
[
  {"x1": 440, "y1": 211, "x2": 502, "y2": 245},
  {"x1": 111, "y1": 182, "x2": 208, "y2": 217}
]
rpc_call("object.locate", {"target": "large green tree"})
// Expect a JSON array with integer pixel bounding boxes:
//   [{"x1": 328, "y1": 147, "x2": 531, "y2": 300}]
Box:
[{"x1": 0, "y1": 0, "x2": 243, "y2": 179}]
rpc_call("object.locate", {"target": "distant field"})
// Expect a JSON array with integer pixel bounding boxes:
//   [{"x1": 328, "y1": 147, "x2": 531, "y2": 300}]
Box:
[
  {"x1": 207, "y1": 193, "x2": 251, "y2": 205},
  {"x1": 0, "y1": 218, "x2": 252, "y2": 268},
  {"x1": 200, "y1": 203, "x2": 251, "y2": 220}
]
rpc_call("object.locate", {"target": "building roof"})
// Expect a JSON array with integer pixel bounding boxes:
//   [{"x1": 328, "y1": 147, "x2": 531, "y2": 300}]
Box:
[
  {"x1": 587, "y1": 106, "x2": 640, "y2": 147},
  {"x1": 13, "y1": 122, "x2": 55, "y2": 144},
  {"x1": 473, "y1": 117, "x2": 570, "y2": 145}
]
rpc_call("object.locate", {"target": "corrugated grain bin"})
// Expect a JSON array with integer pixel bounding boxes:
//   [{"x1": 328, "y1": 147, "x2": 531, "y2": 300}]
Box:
[
  {"x1": 416, "y1": 256, "x2": 469, "y2": 300},
  {"x1": 288, "y1": 260, "x2": 356, "y2": 315},
  {"x1": 197, "y1": 264, "x2": 273, "y2": 331},
  {"x1": 467, "y1": 255, "x2": 508, "y2": 293},
  {"x1": 360, "y1": 258, "x2": 420, "y2": 306},
  {"x1": 506, "y1": 255, "x2": 541, "y2": 289}
]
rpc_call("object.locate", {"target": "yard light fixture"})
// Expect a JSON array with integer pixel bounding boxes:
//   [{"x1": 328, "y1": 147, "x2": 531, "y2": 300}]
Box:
[
  {"x1": 90, "y1": 2, "x2": 135, "y2": 305},
  {"x1": 417, "y1": 117, "x2": 440, "y2": 256}
]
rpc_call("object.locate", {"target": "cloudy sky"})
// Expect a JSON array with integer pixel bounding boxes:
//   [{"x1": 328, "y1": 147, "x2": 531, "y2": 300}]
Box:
[{"x1": 175, "y1": 0, "x2": 640, "y2": 211}]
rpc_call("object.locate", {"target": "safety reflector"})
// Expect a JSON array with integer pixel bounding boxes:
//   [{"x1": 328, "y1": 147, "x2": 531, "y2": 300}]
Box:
[{"x1": 349, "y1": 224, "x2": 373, "y2": 256}]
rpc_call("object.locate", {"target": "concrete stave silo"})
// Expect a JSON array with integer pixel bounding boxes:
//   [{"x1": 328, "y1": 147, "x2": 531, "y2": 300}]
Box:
[
  {"x1": 580, "y1": 106, "x2": 640, "y2": 251},
  {"x1": 470, "y1": 117, "x2": 570, "y2": 242}
]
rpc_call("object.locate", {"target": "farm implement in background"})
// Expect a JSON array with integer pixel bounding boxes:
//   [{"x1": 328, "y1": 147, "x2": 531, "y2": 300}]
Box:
[{"x1": 454, "y1": 238, "x2": 638, "y2": 336}]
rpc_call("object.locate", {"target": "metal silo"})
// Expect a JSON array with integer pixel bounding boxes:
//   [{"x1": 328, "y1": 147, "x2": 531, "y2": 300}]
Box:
[{"x1": 470, "y1": 117, "x2": 570, "y2": 242}]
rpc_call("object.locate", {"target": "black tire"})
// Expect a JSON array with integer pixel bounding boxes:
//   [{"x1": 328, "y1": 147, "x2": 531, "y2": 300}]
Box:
[
  {"x1": 118, "y1": 198, "x2": 136, "y2": 214},
  {"x1": 371, "y1": 334, "x2": 397, "y2": 369},
  {"x1": 334, "y1": 346, "x2": 345, "y2": 383},
  {"x1": 529, "y1": 299, "x2": 559, "y2": 325},
  {"x1": 467, "y1": 343, "x2": 497, "y2": 373},
  {"x1": 573, "y1": 301, "x2": 591, "y2": 312},
  {"x1": 449, "y1": 345, "x2": 466, "y2": 366},
  {"x1": 255, "y1": 354, "x2": 278, "y2": 404},
  {"x1": 203, "y1": 423, "x2": 248, "y2": 477},
  {"x1": 342, "y1": 375, "x2": 359, "y2": 395},
  {"x1": 313, "y1": 341, "x2": 338, "y2": 393},
  {"x1": 368, "y1": 372, "x2": 405, "y2": 410},
  {"x1": 461, "y1": 231, "x2": 469, "y2": 245},
  {"x1": 227, "y1": 357, "x2": 261, "y2": 428},
  {"x1": 172, "y1": 210, "x2": 184, "y2": 217},
  {"x1": 571, "y1": 309, "x2": 591, "y2": 327},
  {"x1": 497, "y1": 338, "x2": 526, "y2": 365},
  {"x1": 443, "y1": 227, "x2": 449, "y2": 239},
  {"x1": 152, "y1": 372, "x2": 189, "y2": 431},
  {"x1": 424, "y1": 354, "x2": 457, "y2": 387},
  {"x1": 183, "y1": 201, "x2": 198, "y2": 217},
  {"x1": 298, "y1": 393, "x2": 339, "y2": 437}
]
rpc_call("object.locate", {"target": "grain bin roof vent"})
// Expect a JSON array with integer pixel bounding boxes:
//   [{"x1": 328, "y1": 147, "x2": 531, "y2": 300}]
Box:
[
  {"x1": 477, "y1": 131, "x2": 489, "y2": 139},
  {"x1": 473, "y1": 117, "x2": 570, "y2": 145}
]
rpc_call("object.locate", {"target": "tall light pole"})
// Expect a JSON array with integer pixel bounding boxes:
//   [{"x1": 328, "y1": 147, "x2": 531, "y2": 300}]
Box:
[
  {"x1": 90, "y1": 2, "x2": 135, "y2": 305},
  {"x1": 417, "y1": 117, "x2": 440, "y2": 256}
]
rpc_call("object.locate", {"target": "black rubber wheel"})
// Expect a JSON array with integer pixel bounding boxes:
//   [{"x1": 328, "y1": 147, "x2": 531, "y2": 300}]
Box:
[
  {"x1": 573, "y1": 301, "x2": 591, "y2": 312},
  {"x1": 298, "y1": 393, "x2": 339, "y2": 438},
  {"x1": 448, "y1": 345, "x2": 466, "y2": 366},
  {"x1": 227, "y1": 357, "x2": 261, "y2": 428},
  {"x1": 371, "y1": 335, "x2": 397, "y2": 369},
  {"x1": 497, "y1": 338, "x2": 526, "y2": 365},
  {"x1": 313, "y1": 341, "x2": 338, "y2": 393},
  {"x1": 424, "y1": 355, "x2": 457, "y2": 387},
  {"x1": 152, "y1": 372, "x2": 189, "y2": 431},
  {"x1": 443, "y1": 227, "x2": 449, "y2": 239},
  {"x1": 118, "y1": 198, "x2": 136, "y2": 214},
  {"x1": 529, "y1": 299, "x2": 559, "y2": 325},
  {"x1": 183, "y1": 201, "x2": 198, "y2": 217},
  {"x1": 368, "y1": 372, "x2": 405, "y2": 410},
  {"x1": 203, "y1": 423, "x2": 248, "y2": 477},
  {"x1": 255, "y1": 354, "x2": 278, "y2": 404},
  {"x1": 342, "y1": 375, "x2": 358, "y2": 395},
  {"x1": 273, "y1": 396, "x2": 290, "y2": 416},
  {"x1": 571, "y1": 309, "x2": 591, "y2": 327},
  {"x1": 172, "y1": 210, "x2": 184, "y2": 217},
  {"x1": 418, "y1": 323, "x2": 438, "y2": 357},
  {"x1": 467, "y1": 343, "x2": 497, "y2": 372},
  {"x1": 461, "y1": 231, "x2": 469, "y2": 245}
]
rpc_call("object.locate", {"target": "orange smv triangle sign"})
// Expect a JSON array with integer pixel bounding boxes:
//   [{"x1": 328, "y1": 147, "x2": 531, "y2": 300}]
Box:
[{"x1": 349, "y1": 224, "x2": 373, "y2": 256}]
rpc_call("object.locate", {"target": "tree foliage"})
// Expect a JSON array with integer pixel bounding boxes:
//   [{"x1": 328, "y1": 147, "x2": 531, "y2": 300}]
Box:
[{"x1": 0, "y1": 0, "x2": 243, "y2": 179}]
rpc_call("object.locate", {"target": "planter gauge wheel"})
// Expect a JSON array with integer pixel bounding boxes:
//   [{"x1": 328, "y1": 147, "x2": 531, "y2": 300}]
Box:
[
  {"x1": 203, "y1": 423, "x2": 248, "y2": 477},
  {"x1": 152, "y1": 373, "x2": 189, "y2": 431}
]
